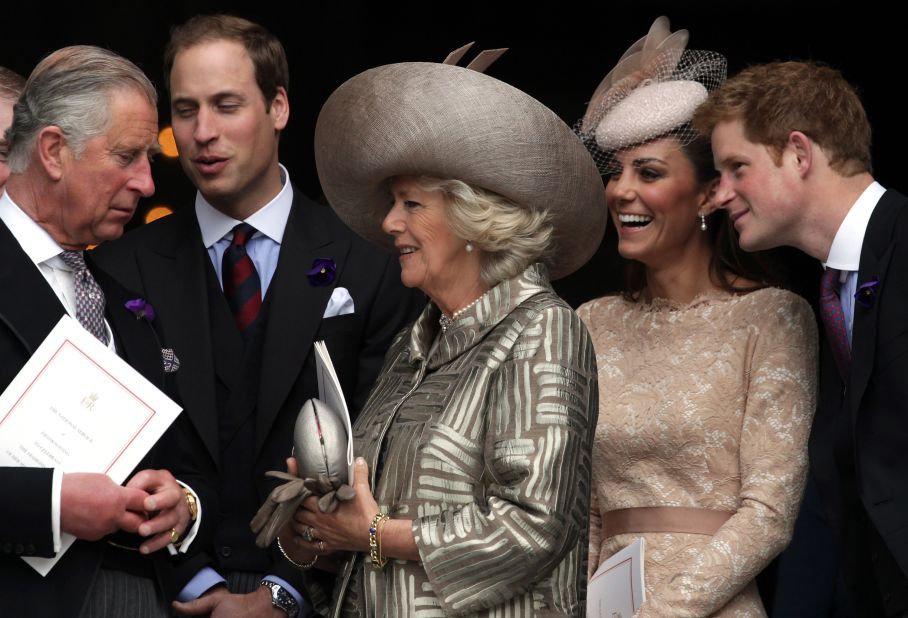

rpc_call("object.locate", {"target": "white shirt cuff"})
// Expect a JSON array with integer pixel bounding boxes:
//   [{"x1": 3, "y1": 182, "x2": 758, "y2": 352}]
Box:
[
  {"x1": 167, "y1": 480, "x2": 202, "y2": 556},
  {"x1": 51, "y1": 468, "x2": 63, "y2": 553}
]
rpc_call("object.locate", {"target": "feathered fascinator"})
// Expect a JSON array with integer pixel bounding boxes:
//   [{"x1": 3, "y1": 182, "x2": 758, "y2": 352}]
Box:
[{"x1": 577, "y1": 16, "x2": 727, "y2": 174}]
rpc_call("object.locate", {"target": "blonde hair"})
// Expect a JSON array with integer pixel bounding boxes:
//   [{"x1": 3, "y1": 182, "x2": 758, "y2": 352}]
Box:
[{"x1": 410, "y1": 176, "x2": 554, "y2": 286}]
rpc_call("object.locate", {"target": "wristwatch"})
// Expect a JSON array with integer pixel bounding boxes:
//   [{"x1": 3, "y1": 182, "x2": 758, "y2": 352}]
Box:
[{"x1": 260, "y1": 580, "x2": 300, "y2": 618}]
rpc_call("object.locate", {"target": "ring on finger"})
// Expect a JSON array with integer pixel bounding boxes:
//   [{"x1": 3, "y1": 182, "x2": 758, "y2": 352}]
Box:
[
  {"x1": 317, "y1": 539, "x2": 326, "y2": 553},
  {"x1": 169, "y1": 528, "x2": 181, "y2": 544},
  {"x1": 302, "y1": 526, "x2": 316, "y2": 543}
]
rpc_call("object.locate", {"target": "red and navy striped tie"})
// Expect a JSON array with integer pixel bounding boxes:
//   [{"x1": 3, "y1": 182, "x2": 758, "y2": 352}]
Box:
[{"x1": 222, "y1": 223, "x2": 262, "y2": 332}]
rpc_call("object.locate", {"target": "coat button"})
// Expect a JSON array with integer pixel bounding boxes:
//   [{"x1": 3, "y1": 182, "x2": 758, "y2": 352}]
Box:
[
  {"x1": 14, "y1": 544, "x2": 23, "y2": 554},
  {"x1": 220, "y1": 545, "x2": 232, "y2": 557},
  {"x1": 25, "y1": 544, "x2": 35, "y2": 554},
  {"x1": 2, "y1": 543, "x2": 11, "y2": 554}
]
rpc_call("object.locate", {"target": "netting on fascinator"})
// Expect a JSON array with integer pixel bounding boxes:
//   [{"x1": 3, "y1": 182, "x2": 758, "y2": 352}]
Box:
[{"x1": 575, "y1": 16, "x2": 727, "y2": 175}]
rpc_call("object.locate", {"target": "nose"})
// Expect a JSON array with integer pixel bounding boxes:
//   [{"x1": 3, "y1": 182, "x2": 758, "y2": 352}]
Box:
[
  {"x1": 129, "y1": 156, "x2": 155, "y2": 197},
  {"x1": 713, "y1": 174, "x2": 735, "y2": 209},
  {"x1": 193, "y1": 107, "x2": 218, "y2": 144},
  {"x1": 382, "y1": 200, "x2": 404, "y2": 236},
  {"x1": 605, "y1": 172, "x2": 634, "y2": 207}
]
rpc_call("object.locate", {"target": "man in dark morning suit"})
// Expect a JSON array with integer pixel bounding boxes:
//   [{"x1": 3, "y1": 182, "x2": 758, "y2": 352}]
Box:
[
  {"x1": 94, "y1": 15, "x2": 423, "y2": 618},
  {"x1": 0, "y1": 47, "x2": 211, "y2": 617},
  {"x1": 697, "y1": 61, "x2": 908, "y2": 616}
]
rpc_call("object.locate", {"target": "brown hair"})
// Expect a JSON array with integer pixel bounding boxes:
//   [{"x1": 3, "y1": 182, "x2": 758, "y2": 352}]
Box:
[
  {"x1": 621, "y1": 132, "x2": 781, "y2": 298},
  {"x1": 0, "y1": 66, "x2": 25, "y2": 101},
  {"x1": 693, "y1": 61, "x2": 872, "y2": 176},
  {"x1": 163, "y1": 14, "x2": 288, "y2": 107}
]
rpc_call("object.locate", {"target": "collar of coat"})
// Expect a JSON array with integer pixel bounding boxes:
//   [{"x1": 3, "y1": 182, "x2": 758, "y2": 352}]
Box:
[{"x1": 407, "y1": 263, "x2": 553, "y2": 370}]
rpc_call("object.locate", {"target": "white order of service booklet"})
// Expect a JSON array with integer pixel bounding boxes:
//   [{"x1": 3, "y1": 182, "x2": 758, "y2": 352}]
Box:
[
  {"x1": 0, "y1": 316, "x2": 181, "y2": 576},
  {"x1": 587, "y1": 537, "x2": 646, "y2": 617}
]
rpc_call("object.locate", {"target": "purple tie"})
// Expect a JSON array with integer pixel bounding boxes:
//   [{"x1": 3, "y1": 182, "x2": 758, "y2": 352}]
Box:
[{"x1": 820, "y1": 267, "x2": 850, "y2": 379}]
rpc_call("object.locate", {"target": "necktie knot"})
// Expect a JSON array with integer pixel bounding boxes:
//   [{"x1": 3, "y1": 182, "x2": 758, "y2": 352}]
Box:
[
  {"x1": 59, "y1": 249, "x2": 88, "y2": 273},
  {"x1": 820, "y1": 266, "x2": 842, "y2": 298},
  {"x1": 231, "y1": 223, "x2": 256, "y2": 248}
]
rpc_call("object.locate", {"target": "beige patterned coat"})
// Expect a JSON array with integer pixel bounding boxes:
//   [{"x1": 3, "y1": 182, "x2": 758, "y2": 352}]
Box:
[{"x1": 327, "y1": 264, "x2": 598, "y2": 617}]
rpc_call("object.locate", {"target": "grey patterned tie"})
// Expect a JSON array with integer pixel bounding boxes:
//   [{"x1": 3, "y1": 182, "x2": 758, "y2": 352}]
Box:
[{"x1": 58, "y1": 250, "x2": 109, "y2": 345}]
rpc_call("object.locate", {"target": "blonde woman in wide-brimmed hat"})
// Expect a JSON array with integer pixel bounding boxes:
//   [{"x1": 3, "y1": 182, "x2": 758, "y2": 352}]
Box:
[{"x1": 277, "y1": 48, "x2": 605, "y2": 616}]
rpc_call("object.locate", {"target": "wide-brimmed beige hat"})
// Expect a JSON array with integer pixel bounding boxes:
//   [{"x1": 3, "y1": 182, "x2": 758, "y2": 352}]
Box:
[{"x1": 314, "y1": 55, "x2": 606, "y2": 280}]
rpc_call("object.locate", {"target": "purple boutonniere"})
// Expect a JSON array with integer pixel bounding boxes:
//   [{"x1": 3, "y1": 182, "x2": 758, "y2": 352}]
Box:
[
  {"x1": 854, "y1": 276, "x2": 880, "y2": 309},
  {"x1": 307, "y1": 258, "x2": 337, "y2": 287},
  {"x1": 125, "y1": 298, "x2": 156, "y2": 321}
]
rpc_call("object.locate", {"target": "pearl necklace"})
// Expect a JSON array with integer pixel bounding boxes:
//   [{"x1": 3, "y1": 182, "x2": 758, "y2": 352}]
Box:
[{"x1": 439, "y1": 292, "x2": 488, "y2": 333}]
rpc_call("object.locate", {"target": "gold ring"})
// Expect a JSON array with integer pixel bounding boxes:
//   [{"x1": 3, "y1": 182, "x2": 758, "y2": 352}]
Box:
[{"x1": 170, "y1": 528, "x2": 181, "y2": 544}]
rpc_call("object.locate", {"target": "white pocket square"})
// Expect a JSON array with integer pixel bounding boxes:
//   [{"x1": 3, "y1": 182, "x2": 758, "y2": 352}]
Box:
[{"x1": 323, "y1": 287, "x2": 354, "y2": 318}]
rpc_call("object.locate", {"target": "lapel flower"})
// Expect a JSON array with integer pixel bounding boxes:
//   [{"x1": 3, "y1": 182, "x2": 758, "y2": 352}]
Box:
[
  {"x1": 854, "y1": 276, "x2": 880, "y2": 309},
  {"x1": 307, "y1": 258, "x2": 337, "y2": 287},
  {"x1": 125, "y1": 298, "x2": 156, "y2": 321}
]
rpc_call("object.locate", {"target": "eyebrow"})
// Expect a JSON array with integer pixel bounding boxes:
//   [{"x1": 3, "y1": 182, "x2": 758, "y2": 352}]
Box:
[{"x1": 631, "y1": 157, "x2": 666, "y2": 167}]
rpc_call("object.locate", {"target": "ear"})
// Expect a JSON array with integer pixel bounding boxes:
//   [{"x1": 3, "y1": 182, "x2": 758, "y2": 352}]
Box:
[
  {"x1": 698, "y1": 178, "x2": 720, "y2": 216},
  {"x1": 35, "y1": 126, "x2": 67, "y2": 181},
  {"x1": 787, "y1": 130, "x2": 813, "y2": 177},
  {"x1": 269, "y1": 86, "x2": 290, "y2": 132}
]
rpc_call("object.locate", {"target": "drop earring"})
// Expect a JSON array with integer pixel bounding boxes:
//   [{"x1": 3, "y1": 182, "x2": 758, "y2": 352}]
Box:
[
  {"x1": 465, "y1": 242, "x2": 474, "y2": 253},
  {"x1": 700, "y1": 214, "x2": 707, "y2": 232}
]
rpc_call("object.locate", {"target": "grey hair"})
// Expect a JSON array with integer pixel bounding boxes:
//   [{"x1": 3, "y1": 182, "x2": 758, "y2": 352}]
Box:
[
  {"x1": 410, "y1": 176, "x2": 554, "y2": 286},
  {"x1": 6, "y1": 45, "x2": 157, "y2": 173}
]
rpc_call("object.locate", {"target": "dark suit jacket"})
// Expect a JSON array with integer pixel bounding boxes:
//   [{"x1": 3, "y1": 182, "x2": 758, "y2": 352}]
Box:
[
  {"x1": 811, "y1": 189, "x2": 908, "y2": 610},
  {"x1": 93, "y1": 189, "x2": 423, "y2": 592},
  {"x1": 0, "y1": 217, "x2": 211, "y2": 617}
]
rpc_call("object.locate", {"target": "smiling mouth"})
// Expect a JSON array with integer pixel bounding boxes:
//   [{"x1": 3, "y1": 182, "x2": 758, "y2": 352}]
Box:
[{"x1": 617, "y1": 213, "x2": 653, "y2": 229}]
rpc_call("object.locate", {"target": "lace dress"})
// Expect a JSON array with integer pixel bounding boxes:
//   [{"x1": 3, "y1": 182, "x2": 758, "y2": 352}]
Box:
[{"x1": 577, "y1": 288, "x2": 817, "y2": 617}]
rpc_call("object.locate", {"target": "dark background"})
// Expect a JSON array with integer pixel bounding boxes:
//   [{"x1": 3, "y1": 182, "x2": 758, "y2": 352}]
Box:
[{"x1": 1, "y1": 1, "x2": 901, "y2": 306}]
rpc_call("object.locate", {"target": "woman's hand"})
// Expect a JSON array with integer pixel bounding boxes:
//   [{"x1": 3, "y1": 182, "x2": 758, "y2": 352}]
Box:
[{"x1": 294, "y1": 457, "x2": 377, "y2": 554}]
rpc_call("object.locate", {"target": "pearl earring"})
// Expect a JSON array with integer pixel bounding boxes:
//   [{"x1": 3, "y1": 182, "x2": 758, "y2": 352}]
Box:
[
  {"x1": 465, "y1": 242, "x2": 474, "y2": 253},
  {"x1": 700, "y1": 214, "x2": 707, "y2": 232}
]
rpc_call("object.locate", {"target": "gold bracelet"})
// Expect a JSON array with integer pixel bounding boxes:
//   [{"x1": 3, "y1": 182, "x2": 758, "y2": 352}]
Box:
[
  {"x1": 277, "y1": 537, "x2": 317, "y2": 570},
  {"x1": 369, "y1": 512, "x2": 390, "y2": 568}
]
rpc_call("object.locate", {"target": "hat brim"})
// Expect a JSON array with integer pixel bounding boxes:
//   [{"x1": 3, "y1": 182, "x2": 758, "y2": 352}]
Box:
[{"x1": 314, "y1": 62, "x2": 606, "y2": 280}]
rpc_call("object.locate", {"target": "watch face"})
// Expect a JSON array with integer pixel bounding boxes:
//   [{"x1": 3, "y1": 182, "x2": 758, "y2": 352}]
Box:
[{"x1": 262, "y1": 581, "x2": 299, "y2": 617}]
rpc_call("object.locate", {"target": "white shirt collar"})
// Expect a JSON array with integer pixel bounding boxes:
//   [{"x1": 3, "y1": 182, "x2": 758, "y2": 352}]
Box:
[
  {"x1": 0, "y1": 190, "x2": 66, "y2": 265},
  {"x1": 825, "y1": 180, "x2": 886, "y2": 271},
  {"x1": 195, "y1": 163, "x2": 294, "y2": 248}
]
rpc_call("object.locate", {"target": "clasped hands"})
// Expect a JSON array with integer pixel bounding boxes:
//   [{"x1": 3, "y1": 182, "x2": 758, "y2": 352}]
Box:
[
  {"x1": 252, "y1": 457, "x2": 378, "y2": 564},
  {"x1": 60, "y1": 468, "x2": 191, "y2": 554}
]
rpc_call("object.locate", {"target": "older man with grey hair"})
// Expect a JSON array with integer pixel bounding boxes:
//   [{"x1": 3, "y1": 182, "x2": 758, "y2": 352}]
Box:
[{"x1": 0, "y1": 45, "x2": 211, "y2": 618}]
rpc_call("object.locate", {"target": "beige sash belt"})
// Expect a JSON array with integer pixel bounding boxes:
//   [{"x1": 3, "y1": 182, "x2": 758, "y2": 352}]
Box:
[{"x1": 602, "y1": 506, "x2": 734, "y2": 538}]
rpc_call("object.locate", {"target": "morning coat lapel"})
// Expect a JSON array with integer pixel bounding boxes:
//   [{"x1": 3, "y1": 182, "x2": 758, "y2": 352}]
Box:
[
  {"x1": 0, "y1": 219, "x2": 66, "y2": 354},
  {"x1": 88, "y1": 255, "x2": 165, "y2": 391},
  {"x1": 849, "y1": 190, "x2": 903, "y2": 417},
  {"x1": 254, "y1": 195, "x2": 351, "y2": 456},
  {"x1": 135, "y1": 212, "x2": 220, "y2": 463}
]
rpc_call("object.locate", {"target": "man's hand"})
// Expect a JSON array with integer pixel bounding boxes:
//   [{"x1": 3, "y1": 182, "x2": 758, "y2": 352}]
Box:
[
  {"x1": 172, "y1": 586, "x2": 285, "y2": 617},
  {"x1": 126, "y1": 468, "x2": 191, "y2": 554},
  {"x1": 60, "y1": 472, "x2": 149, "y2": 540}
]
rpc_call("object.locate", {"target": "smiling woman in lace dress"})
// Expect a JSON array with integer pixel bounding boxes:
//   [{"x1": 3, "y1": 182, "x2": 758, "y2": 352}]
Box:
[{"x1": 575, "y1": 17, "x2": 818, "y2": 617}]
